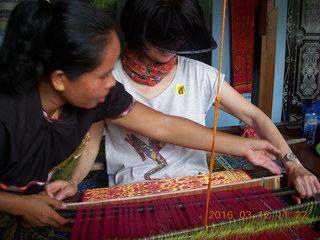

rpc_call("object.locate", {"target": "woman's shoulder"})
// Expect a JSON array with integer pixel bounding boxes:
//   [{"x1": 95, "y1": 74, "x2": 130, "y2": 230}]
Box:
[
  {"x1": 112, "y1": 59, "x2": 125, "y2": 83},
  {"x1": 178, "y1": 56, "x2": 216, "y2": 69},
  {"x1": 113, "y1": 59, "x2": 122, "y2": 70},
  {"x1": 0, "y1": 88, "x2": 40, "y2": 125},
  {"x1": 0, "y1": 88, "x2": 37, "y2": 108},
  {"x1": 177, "y1": 55, "x2": 218, "y2": 74}
]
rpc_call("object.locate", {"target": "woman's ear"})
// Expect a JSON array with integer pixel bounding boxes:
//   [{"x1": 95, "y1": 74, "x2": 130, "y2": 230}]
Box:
[{"x1": 50, "y1": 70, "x2": 67, "y2": 92}]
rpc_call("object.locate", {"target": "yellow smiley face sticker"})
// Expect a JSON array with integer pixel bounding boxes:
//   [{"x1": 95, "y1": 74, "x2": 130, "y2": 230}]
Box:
[{"x1": 176, "y1": 84, "x2": 186, "y2": 96}]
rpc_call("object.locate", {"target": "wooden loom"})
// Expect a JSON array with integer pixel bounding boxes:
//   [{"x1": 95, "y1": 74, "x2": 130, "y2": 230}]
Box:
[
  {"x1": 63, "y1": 0, "x2": 320, "y2": 239},
  {"x1": 64, "y1": 170, "x2": 320, "y2": 240}
]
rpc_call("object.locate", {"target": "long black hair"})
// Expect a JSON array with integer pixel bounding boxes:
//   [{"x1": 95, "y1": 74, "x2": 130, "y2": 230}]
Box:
[{"x1": 0, "y1": 0, "x2": 115, "y2": 95}]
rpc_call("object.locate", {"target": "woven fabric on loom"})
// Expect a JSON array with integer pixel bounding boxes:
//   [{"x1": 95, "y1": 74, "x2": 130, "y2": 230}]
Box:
[
  {"x1": 230, "y1": 0, "x2": 258, "y2": 94},
  {"x1": 72, "y1": 186, "x2": 320, "y2": 240},
  {"x1": 214, "y1": 154, "x2": 256, "y2": 171},
  {"x1": 82, "y1": 169, "x2": 252, "y2": 202}
]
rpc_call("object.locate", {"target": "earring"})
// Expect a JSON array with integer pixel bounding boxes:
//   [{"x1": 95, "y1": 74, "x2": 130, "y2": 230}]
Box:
[{"x1": 56, "y1": 85, "x2": 65, "y2": 91}]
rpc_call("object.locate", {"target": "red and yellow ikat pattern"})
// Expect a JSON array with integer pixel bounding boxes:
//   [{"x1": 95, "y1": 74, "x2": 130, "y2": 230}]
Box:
[{"x1": 82, "y1": 169, "x2": 251, "y2": 202}]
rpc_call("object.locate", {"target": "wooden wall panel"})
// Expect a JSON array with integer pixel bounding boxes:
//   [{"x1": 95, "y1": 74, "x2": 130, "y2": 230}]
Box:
[{"x1": 283, "y1": 0, "x2": 320, "y2": 122}]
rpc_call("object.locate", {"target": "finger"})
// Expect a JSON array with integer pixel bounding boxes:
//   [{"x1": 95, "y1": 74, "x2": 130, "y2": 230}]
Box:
[
  {"x1": 45, "y1": 183, "x2": 61, "y2": 198},
  {"x1": 44, "y1": 195, "x2": 67, "y2": 209},
  {"x1": 309, "y1": 182, "x2": 318, "y2": 198},
  {"x1": 291, "y1": 194, "x2": 301, "y2": 204},
  {"x1": 303, "y1": 182, "x2": 313, "y2": 199},
  {"x1": 20, "y1": 216, "x2": 61, "y2": 228},
  {"x1": 287, "y1": 181, "x2": 302, "y2": 204},
  {"x1": 260, "y1": 159, "x2": 281, "y2": 174},
  {"x1": 41, "y1": 208, "x2": 71, "y2": 227},
  {"x1": 245, "y1": 150, "x2": 281, "y2": 174},
  {"x1": 262, "y1": 151, "x2": 277, "y2": 161},
  {"x1": 45, "y1": 189, "x2": 54, "y2": 198},
  {"x1": 20, "y1": 219, "x2": 35, "y2": 228},
  {"x1": 314, "y1": 178, "x2": 320, "y2": 193},
  {"x1": 305, "y1": 176, "x2": 320, "y2": 198},
  {"x1": 51, "y1": 211, "x2": 72, "y2": 226},
  {"x1": 38, "y1": 191, "x2": 46, "y2": 196},
  {"x1": 54, "y1": 222, "x2": 73, "y2": 232},
  {"x1": 292, "y1": 181, "x2": 306, "y2": 200},
  {"x1": 44, "y1": 218, "x2": 63, "y2": 228},
  {"x1": 298, "y1": 175, "x2": 315, "y2": 199},
  {"x1": 55, "y1": 187, "x2": 75, "y2": 201},
  {"x1": 63, "y1": 218, "x2": 73, "y2": 225},
  {"x1": 262, "y1": 141, "x2": 281, "y2": 154},
  {"x1": 45, "y1": 203, "x2": 72, "y2": 227}
]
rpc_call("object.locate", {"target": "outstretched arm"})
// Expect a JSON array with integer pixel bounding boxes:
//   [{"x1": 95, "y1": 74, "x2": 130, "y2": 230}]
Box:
[
  {"x1": 111, "y1": 101, "x2": 282, "y2": 174},
  {"x1": 219, "y1": 81, "x2": 320, "y2": 203},
  {"x1": 45, "y1": 121, "x2": 105, "y2": 201}
]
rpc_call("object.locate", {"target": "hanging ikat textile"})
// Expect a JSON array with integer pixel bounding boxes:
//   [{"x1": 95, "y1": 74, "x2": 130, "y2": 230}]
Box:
[{"x1": 230, "y1": 0, "x2": 259, "y2": 95}]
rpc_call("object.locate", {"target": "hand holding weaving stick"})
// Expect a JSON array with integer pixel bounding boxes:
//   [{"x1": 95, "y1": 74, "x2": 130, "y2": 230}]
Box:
[
  {"x1": 0, "y1": 191, "x2": 70, "y2": 228},
  {"x1": 286, "y1": 164, "x2": 320, "y2": 204},
  {"x1": 18, "y1": 194, "x2": 71, "y2": 228}
]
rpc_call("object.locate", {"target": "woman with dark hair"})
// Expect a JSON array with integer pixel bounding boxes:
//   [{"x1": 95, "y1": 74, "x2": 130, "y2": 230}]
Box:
[
  {"x1": 0, "y1": 0, "x2": 281, "y2": 229},
  {"x1": 0, "y1": 0, "x2": 127, "y2": 229},
  {"x1": 99, "y1": 0, "x2": 319, "y2": 200}
]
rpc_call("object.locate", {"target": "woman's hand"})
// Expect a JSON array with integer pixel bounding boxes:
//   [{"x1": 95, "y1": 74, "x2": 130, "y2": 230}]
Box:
[
  {"x1": 286, "y1": 163, "x2": 320, "y2": 203},
  {"x1": 243, "y1": 138, "x2": 282, "y2": 175},
  {"x1": 45, "y1": 180, "x2": 78, "y2": 201},
  {"x1": 15, "y1": 194, "x2": 70, "y2": 228}
]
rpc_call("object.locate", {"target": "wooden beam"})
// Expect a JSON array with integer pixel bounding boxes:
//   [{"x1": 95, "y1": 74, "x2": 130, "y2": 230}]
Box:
[{"x1": 258, "y1": 0, "x2": 278, "y2": 117}]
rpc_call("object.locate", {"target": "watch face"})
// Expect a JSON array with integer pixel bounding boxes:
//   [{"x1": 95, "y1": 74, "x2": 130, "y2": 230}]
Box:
[{"x1": 286, "y1": 153, "x2": 296, "y2": 161}]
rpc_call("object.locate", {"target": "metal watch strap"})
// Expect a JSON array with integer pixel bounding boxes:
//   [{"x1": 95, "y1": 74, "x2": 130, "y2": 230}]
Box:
[{"x1": 283, "y1": 152, "x2": 297, "y2": 162}]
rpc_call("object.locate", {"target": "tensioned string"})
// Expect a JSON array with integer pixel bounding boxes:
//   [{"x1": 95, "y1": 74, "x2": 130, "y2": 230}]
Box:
[{"x1": 204, "y1": 0, "x2": 228, "y2": 230}]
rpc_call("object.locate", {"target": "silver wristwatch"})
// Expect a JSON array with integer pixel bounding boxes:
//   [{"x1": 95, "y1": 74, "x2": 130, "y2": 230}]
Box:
[{"x1": 283, "y1": 152, "x2": 297, "y2": 162}]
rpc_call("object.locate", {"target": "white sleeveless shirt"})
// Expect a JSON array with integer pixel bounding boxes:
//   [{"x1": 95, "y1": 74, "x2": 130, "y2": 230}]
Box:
[{"x1": 105, "y1": 56, "x2": 224, "y2": 186}]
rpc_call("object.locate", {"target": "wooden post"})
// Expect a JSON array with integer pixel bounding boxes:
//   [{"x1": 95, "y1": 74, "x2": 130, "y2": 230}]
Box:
[{"x1": 258, "y1": 0, "x2": 278, "y2": 117}]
